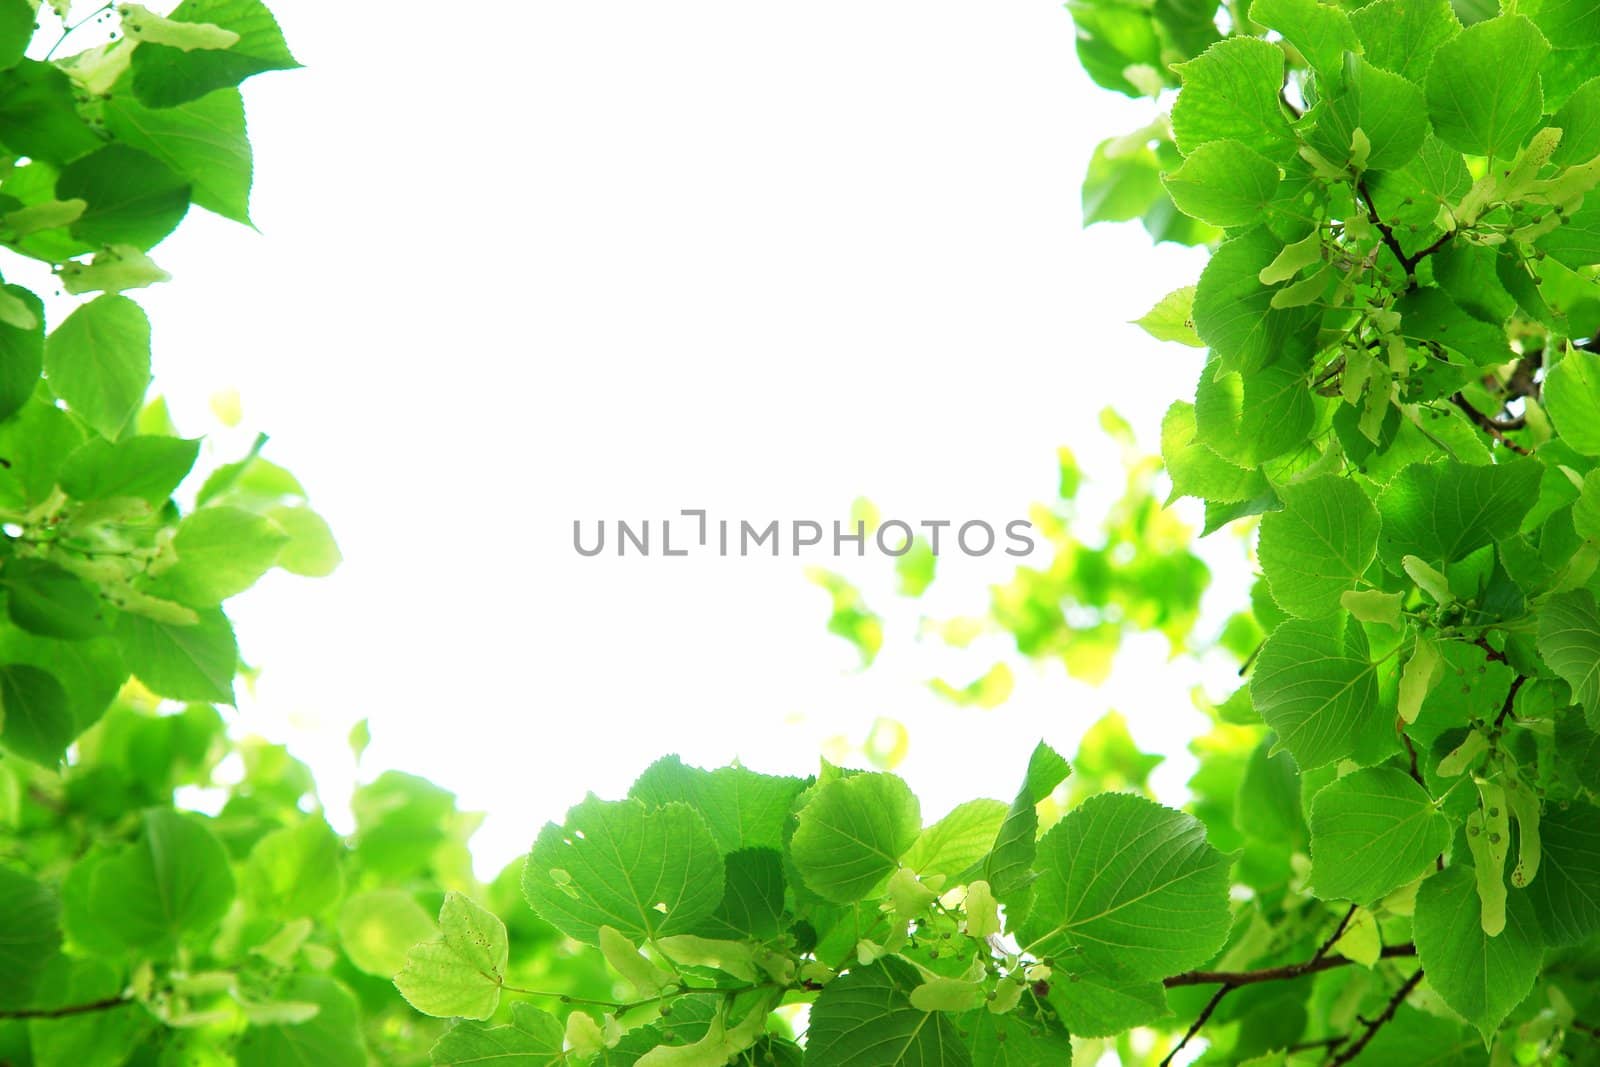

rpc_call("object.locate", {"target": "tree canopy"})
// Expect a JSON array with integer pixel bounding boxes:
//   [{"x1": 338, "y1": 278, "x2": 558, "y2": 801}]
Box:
[{"x1": 4, "y1": 0, "x2": 1600, "y2": 1065}]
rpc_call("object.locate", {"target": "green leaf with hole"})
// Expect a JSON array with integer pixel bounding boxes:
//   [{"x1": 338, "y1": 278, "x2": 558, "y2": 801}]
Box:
[
  {"x1": 394, "y1": 893, "x2": 508, "y2": 1021},
  {"x1": 523, "y1": 795, "x2": 724, "y2": 944}
]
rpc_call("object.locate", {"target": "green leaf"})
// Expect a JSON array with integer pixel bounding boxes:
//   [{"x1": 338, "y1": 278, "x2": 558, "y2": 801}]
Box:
[
  {"x1": 1521, "y1": 801, "x2": 1600, "y2": 946},
  {"x1": 1550, "y1": 77, "x2": 1600, "y2": 168},
  {"x1": 1531, "y1": 0, "x2": 1600, "y2": 49},
  {"x1": 1424, "y1": 14, "x2": 1549, "y2": 160},
  {"x1": 1161, "y1": 139, "x2": 1281, "y2": 227},
  {"x1": 2, "y1": 559, "x2": 106, "y2": 640},
  {"x1": 1350, "y1": 0, "x2": 1460, "y2": 82},
  {"x1": 1251, "y1": 616, "x2": 1388, "y2": 770},
  {"x1": 430, "y1": 1002, "x2": 566, "y2": 1067},
  {"x1": 523, "y1": 795, "x2": 724, "y2": 944},
  {"x1": 0, "y1": 60, "x2": 104, "y2": 165},
  {"x1": 0, "y1": 284, "x2": 41, "y2": 424},
  {"x1": 87, "y1": 808, "x2": 235, "y2": 951},
  {"x1": 1536, "y1": 197, "x2": 1600, "y2": 270},
  {"x1": 0, "y1": 662, "x2": 73, "y2": 764},
  {"x1": 1414, "y1": 862, "x2": 1542, "y2": 1041},
  {"x1": 960, "y1": 1008, "x2": 1074, "y2": 1065},
  {"x1": 1249, "y1": 0, "x2": 1358, "y2": 78},
  {"x1": 1537, "y1": 589, "x2": 1600, "y2": 729},
  {"x1": 0, "y1": 865, "x2": 61, "y2": 1010},
  {"x1": 267, "y1": 505, "x2": 341, "y2": 576},
  {"x1": 0, "y1": 0, "x2": 31, "y2": 72},
  {"x1": 1236, "y1": 738, "x2": 1306, "y2": 844},
  {"x1": 1046, "y1": 963, "x2": 1170, "y2": 1039},
  {"x1": 56, "y1": 144, "x2": 191, "y2": 251},
  {"x1": 151, "y1": 506, "x2": 289, "y2": 606},
  {"x1": 1161, "y1": 401, "x2": 1268, "y2": 504},
  {"x1": 791, "y1": 771, "x2": 920, "y2": 903},
  {"x1": 130, "y1": 0, "x2": 300, "y2": 108},
  {"x1": 1395, "y1": 287, "x2": 1512, "y2": 367},
  {"x1": 103, "y1": 87, "x2": 253, "y2": 224},
  {"x1": 1544, "y1": 350, "x2": 1600, "y2": 455},
  {"x1": 0, "y1": 630, "x2": 122, "y2": 733},
  {"x1": 245, "y1": 817, "x2": 344, "y2": 919},
  {"x1": 1082, "y1": 137, "x2": 1162, "y2": 224},
  {"x1": 1020, "y1": 792, "x2": 1231, "y2": 980},
  {"x1": 1172, "y1": 38, "x2": 1296, "y2": 163},
  {"x1": 1375, "y1": 459, "x2": 1541, "y2": 568},
  {"x1": 1134, "y1": 286, "x2": 1203, "y2": 347},
  {"x1": 805, "y1": 958, "x2": 972, "y2": 1067},
  {"x1": 1309, "y1": 767, "x2": 1451, "y2": 904},
  {"x1": 691, "y1": 847, "x2": 785, "y2": 940},
  {"x1": 1257, "y1": 476, "x2": 1380, "y2": 618},
  {"x1": 1192, "y1": 229, "x2": 1317, "y2": 374},
  {"x1": 26, "y1": 956, "x2": 154, "y2": 1062},
  {"x1": 113, "y1": 606, "x2": 238, "y2": 703},
  {"x1": 628, "y1": 755, "x2": 807, "y2": 854},
  {"x1": 1193, "y1": 358, "x2": 1314, "y2": 467},
  {"x1": 59, "y1": 434, "x2": 201, "y2": 504},
  {"x1": 44, "y1": 294, "x2": 153, "y2": 441},
  {"x1": 339, "y1": 889, "x2": 438, "y2": 978},
  {"x1": 394, "y1": 892, "x2": 509, "y2": 1021},
  {"x1": 236, "y1": 976, "x2": 367, "y2": 1067},
  {"x1": 903, "y1": 799, "x2": 1008, "y2": 883},
  {"x1": 981, "y1": 741, "x2": 1071, "y2": 907},
  {"x1": 1306, "y1": 55, "x2": 1429, "y2": 172}
]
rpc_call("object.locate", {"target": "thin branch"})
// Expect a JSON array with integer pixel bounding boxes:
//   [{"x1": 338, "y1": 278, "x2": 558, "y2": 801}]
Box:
[
  {"x1": 1157, "y1": 929, "x2": 1413, "y2": 1064},
  {"x1": 0, "y1": 996, "x2": 130, "y2": 1020},
  {"x1": 1312, "y1": 905, "x2": 1358, "y2": 964},
  {"x1": 1355, "y1": 182, "x2": 1452, "y2": 287},
  {"x1": 1450, "y1": 393, "x2": 1533, "y2": 455},
  {"x1": 1496, "y1": 674, "x2": 1529, "y2": 729},
  {"x1": 1401, "y1": 731, "x2": 1425, "y2": 789},
  {"x1": 1164, "y1": 943, "x2": 1417, "y2": 989},
  {"x1": 1327, "y1": 968, "x2": 1425, "y2": 1066},
  {"x1": 1160, "y1": 984, "x2": 1230, "y2": 1067}
]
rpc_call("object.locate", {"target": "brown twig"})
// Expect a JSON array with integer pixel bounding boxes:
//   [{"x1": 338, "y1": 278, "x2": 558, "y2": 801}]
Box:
[
  {"x1": 1158, "y1": 928, "x2": 1416, "y2": 1064},
  {"x1": 1164, "y1": 943, "x2": 1417, "y2": 989},
  {"x1": 1496, "y1": 674, "x2": 1529, "y2": 729},
  {"x1": 1160, "y1": 984, "x2": 1230, "y2": 1066},
  {"x1": 1327, "y1": 968, "x2": 1425, "y2": 1065},
  {"x1": 0, "y1": 996, "x2": 130, "y2": 1020},
  {"x1": 1450, "y1": 393, "x2": 1532, "y2": 455}
]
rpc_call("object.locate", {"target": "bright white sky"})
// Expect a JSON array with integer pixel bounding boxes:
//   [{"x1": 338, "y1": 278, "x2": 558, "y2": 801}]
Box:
[{"x1": 127, "y1": 1, "x2": 1249, "y2": 875}]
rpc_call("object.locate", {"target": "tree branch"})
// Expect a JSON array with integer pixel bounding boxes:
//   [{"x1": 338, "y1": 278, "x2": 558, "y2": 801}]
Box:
[
  {"x1": 1163, "y1": 943, "x2": 1416, "y2": 988},
  {"x1": 1355, "y1": 182, "x2": 1452, "y2": 286},
  {"x1": 1450, "y1": 393, "x2": 1532, "y2": 455},
  {"x1": 0, "y1": 996, "x2": 130, "y2": 1020},
  {"x1": 1327, "y1": 967, "x2": 1425, "y2": 1065},
  {"x1": 1157, "y1": 926, "x2": 1414, "y2": 1065},
  {"x1": 1159, "y1": 983, "x2": 1229, "y2": 1067}
]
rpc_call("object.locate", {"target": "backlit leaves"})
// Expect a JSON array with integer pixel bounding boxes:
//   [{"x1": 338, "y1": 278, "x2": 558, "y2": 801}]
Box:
[
  {"x1": 1251, "y1": 616, "x2": 1388, "y2": 770},
  {"x1": 1258, "y1": 476, "x2": 1379, "y2": 618},
  {"x1": 1021, "y1": 792, "x2": 1231, "y2": 980},
  {"x1": 1309, "y1": 767, "x2": 1450, "y2": 904}
]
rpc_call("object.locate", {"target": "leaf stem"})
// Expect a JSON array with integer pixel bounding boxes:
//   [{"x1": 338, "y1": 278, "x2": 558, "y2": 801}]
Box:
[{"x1": 0, "y1": 995, "x2": 131, "y2": 1019}]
